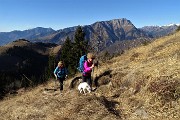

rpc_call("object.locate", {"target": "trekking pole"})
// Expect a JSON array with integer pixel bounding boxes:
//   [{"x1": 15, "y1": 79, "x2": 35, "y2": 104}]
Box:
[
  {"x1": 92, "y1": 67, "x2": 94, "y2": 81},
  {"x1": 91, "y1": 67, "x2": 94, "y2": 90}
]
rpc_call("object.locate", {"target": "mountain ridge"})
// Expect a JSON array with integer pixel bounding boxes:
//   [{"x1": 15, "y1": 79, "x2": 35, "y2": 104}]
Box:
[
  {"x1": 1, "y1": 18, "x2": 178, "y2": 47},
  {"x1": 140, "y1": 24, "x2": 178, "y2": 38}
]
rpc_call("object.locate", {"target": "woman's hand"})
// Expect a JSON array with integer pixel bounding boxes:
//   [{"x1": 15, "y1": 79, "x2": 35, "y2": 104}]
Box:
[{"x1": 91, "y1": 64, "x2": 94, "y2": 69}]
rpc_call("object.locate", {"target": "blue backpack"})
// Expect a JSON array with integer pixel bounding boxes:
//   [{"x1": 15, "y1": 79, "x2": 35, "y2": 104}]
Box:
[{"x1": 77, "y1": 55, "x2": 87, "y2": 73}]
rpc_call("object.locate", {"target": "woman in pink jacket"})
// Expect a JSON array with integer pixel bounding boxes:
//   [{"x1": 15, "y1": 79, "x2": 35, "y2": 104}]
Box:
[{"x1": 82, "y1": 53, "x2": 95, "y2": 89}]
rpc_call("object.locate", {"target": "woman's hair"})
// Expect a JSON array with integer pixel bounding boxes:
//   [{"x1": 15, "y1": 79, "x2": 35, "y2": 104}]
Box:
[
  {"x1": 58, "y1": 61, "x2": 63, "y2": 66},
  {"x1": 87, "y1": 53, "x2": 95, "y2": 59}
]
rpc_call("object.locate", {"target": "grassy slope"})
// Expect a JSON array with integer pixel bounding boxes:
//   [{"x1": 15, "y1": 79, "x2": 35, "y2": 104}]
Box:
[{"x1": 0, "y1": 32, "x2": 179, "y2": 120}]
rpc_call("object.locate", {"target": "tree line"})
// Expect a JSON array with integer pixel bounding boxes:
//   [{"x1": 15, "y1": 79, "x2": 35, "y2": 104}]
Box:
[{"x1": 0, "y1": 26, "x2": 89, "y2": 97}]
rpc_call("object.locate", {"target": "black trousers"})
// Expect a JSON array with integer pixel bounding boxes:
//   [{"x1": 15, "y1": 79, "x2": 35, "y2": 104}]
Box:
[
  {"x1": 82, "y1": 75, "x2": 92, "y2": 88},
  {"x1": 57, "y1": 77, "x2": 65, "y2": 91}
]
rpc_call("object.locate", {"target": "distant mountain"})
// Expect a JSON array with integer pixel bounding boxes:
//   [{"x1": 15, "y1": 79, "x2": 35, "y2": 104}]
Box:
[
  {"x1": 34, "y1": 18, "x2": 150, "y2": 51},
  {"x1": 0, "y1": 27, "x2": 55, "y2": 45},
  {"x1": 83, "y1": 18, "x2": 150, "y2": 50},
  {"x1": 0, "y1": 19, "x2": 179, "y2": 50},
  {"x1": 0, "y1": 19, "x2": 149, "y2": 47},
  {"x1": 140, "y1": 24, "x2": 179, "y2": 38}
]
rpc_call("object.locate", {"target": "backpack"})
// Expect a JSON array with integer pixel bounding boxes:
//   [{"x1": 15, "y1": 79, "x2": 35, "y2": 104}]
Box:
[{"x1": 77, "y1": 55, "x2": 87, "y2": 73}]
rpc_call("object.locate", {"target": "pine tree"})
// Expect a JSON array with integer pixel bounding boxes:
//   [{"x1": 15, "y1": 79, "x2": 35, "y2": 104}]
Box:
[
  {"x1": 60, "y1": 37, "x2": 73, "y2": 62},
  {"x1": 59, "y1": 26, "x2": 89, "y2": 75},
  {"x1": 60, "y1": 37, "x2": 76, "y2": 75},
  {"x1": 73, "y1": 26, "x2": 89, "y2": 70},
  {"x1": 73, "y1": 26, "x2": 88, "y2": 57},
  {"x1": 44, "y1": 53, "x2": 55, "y2": 80}
]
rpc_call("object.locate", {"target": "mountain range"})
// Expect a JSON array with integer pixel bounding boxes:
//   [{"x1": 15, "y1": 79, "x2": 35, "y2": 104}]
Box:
[
  {"x1": 0, "y1": 18, "x2": 179, "y2": 49},
  {"x1": 140, "y1": 24, "x2": 179, "y2": 38},
  {"x1": 0, "y1": 27, "x2": 55, "y2": 46}
]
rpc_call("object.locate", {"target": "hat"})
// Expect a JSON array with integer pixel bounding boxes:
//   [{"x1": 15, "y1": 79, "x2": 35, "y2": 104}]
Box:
[{"x1": 87, "y1": 53, "x2": 95, "y2": 59}]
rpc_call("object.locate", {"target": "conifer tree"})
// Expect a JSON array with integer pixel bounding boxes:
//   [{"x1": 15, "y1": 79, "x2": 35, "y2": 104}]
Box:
[
  {"x1": 60, "y1": 37, "x2": 76, "y2": 75},
  {"x1": 73, "y1": 26, "x2": 88, "y2": 57},
  {"x1": 73, "y1": 26, "x2": 88, "y2": 69},
  {"x1": 44, "y1": 53, "x2": 55, "y2": 80},
  {"x1": 59, "y1": 26, "x2": 89, "y2": 75}
]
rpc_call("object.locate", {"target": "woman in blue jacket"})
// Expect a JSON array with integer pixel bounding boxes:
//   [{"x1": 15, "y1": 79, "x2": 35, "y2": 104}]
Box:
[{"x1": 54, "y1": 61, "x2": 68, "y2": 91}]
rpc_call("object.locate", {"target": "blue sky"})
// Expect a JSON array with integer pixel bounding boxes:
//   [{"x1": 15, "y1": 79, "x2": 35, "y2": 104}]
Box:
[{"x1": 0, "y1": 0, "x2": 180, "y2": 32}]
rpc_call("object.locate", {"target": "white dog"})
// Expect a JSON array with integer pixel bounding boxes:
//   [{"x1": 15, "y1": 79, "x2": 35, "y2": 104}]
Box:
[{"x1": 78, "y1": 82, "x2": 91, "y2": 94}]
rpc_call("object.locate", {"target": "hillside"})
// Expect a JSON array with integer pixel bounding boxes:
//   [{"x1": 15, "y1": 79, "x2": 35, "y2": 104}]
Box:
[
  {"x1": 0, "y1": 39, "x2": 59, "y2": 71},
  {"x1": 0, "y1": 39, "x2": 61, "y2": 97},
  {"x1": 0, "y1": 32, "x2": 179, "y2": 120}
]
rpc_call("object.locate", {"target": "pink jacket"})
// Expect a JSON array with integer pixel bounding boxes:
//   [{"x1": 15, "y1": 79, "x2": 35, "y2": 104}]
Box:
[{"x1": 83, "y1": 61, "x2": 93, "y2": 76}]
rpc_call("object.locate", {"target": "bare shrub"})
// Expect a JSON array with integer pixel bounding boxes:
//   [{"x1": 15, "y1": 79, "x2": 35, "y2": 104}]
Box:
[
  {"x1": 148, "y1": 78, "x2": 180, "y2": 103},
  {"x1": 130, "y1": 52, "x2": 142, "y2": 61},
  {"x1": 128, "y1": 97, "x2": 143, "y2": 108},
  {"x1": 94, "y1": 70, "x2": 112, "y2": 87},
  {"x1": 111, "y1": 72, "x2": 127, "y2": 88},
  {"x1": 96, "y1": 76, "x2": 111, "y2": 86}
]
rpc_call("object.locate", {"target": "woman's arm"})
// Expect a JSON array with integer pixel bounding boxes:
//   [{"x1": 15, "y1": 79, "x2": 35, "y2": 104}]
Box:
[
  {"x1": 54, "y1": 67, "x2": 58, "y2": 78},
  {"x1": 83, "y1": 61, "x2": 92, "y2": 73}
]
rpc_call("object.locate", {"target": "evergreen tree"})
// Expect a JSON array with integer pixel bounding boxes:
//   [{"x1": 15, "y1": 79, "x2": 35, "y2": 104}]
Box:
[
  {"x1": 73, "y1": 26, "x2": 88, "y2": 57},
  {"x1": 60, "y1": 37, "x2": 72, "y2": 61},
  {"x1": 73, "y1": 26, "x2": 89, "y2": 70},
  {"x1": 60, "y1": 37, "x2": 76, "y2": 75},
  {"x1": 59, "y1": 26, "x2": 89, "y2": 75},
  {"x1": 44, "y1": 53, "x2": 55, "y2": 80}
]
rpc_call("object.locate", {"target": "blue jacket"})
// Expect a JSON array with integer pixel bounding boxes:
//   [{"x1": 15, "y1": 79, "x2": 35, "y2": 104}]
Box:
[{"x1": 54, "y1": 67, "x2": 68, "y2": 78}]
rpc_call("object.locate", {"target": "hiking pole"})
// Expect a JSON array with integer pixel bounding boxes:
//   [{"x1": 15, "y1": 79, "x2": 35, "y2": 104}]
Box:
[
  {"x1": 92, "y1": 67, "x2": 94, "y2": 81},
  {"x1": 91, "y1": 67, "x2": 94, "y2": 90}
]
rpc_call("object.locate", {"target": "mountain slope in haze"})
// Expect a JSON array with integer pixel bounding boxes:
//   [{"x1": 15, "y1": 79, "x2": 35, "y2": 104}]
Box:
[
  {"x1": 0, "y1": 27, "x2": 55, "y2": 45},
  {"x1": 140, "y1": 24, "x2": 179, "y2": 38},
  {"x1": 0, "y1": 31, "x2": 179, "y2": 120}
]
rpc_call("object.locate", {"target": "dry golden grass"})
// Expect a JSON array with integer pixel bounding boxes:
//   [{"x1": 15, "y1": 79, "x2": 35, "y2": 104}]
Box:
[
  {"x1": 105, "y1": 32, "x2": 180, "y2": 119},
  {"x1": 50, "y1": 45, "x2": 61, "y2": 55},
  {"x1": 0, "y1": 32, "x2": 180, "y2": 120}
]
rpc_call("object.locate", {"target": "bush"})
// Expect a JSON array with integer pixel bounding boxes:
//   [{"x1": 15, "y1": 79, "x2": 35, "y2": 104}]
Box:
[{"x1": 148, "y1": 78, "x2": 180, "y2": 103}]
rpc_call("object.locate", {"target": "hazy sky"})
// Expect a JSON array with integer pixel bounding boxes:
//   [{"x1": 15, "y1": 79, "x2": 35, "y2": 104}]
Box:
[{"x1": 0, "y1": 0, "x2": 180, "y2": 32}]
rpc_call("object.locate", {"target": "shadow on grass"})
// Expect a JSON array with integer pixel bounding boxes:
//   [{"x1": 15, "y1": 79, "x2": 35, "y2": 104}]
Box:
[{"x1": 98, "y1": 96, "x2": 121, "y2": 117}]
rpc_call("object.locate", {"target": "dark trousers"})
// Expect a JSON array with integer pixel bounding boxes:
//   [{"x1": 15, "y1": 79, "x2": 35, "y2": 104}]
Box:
[
  {"x1": 57, "y1": 77, "x2": 65, "y2": 91},
  {"x1": 82, "y1": 75, "x2": 92, "y2": 88}
]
